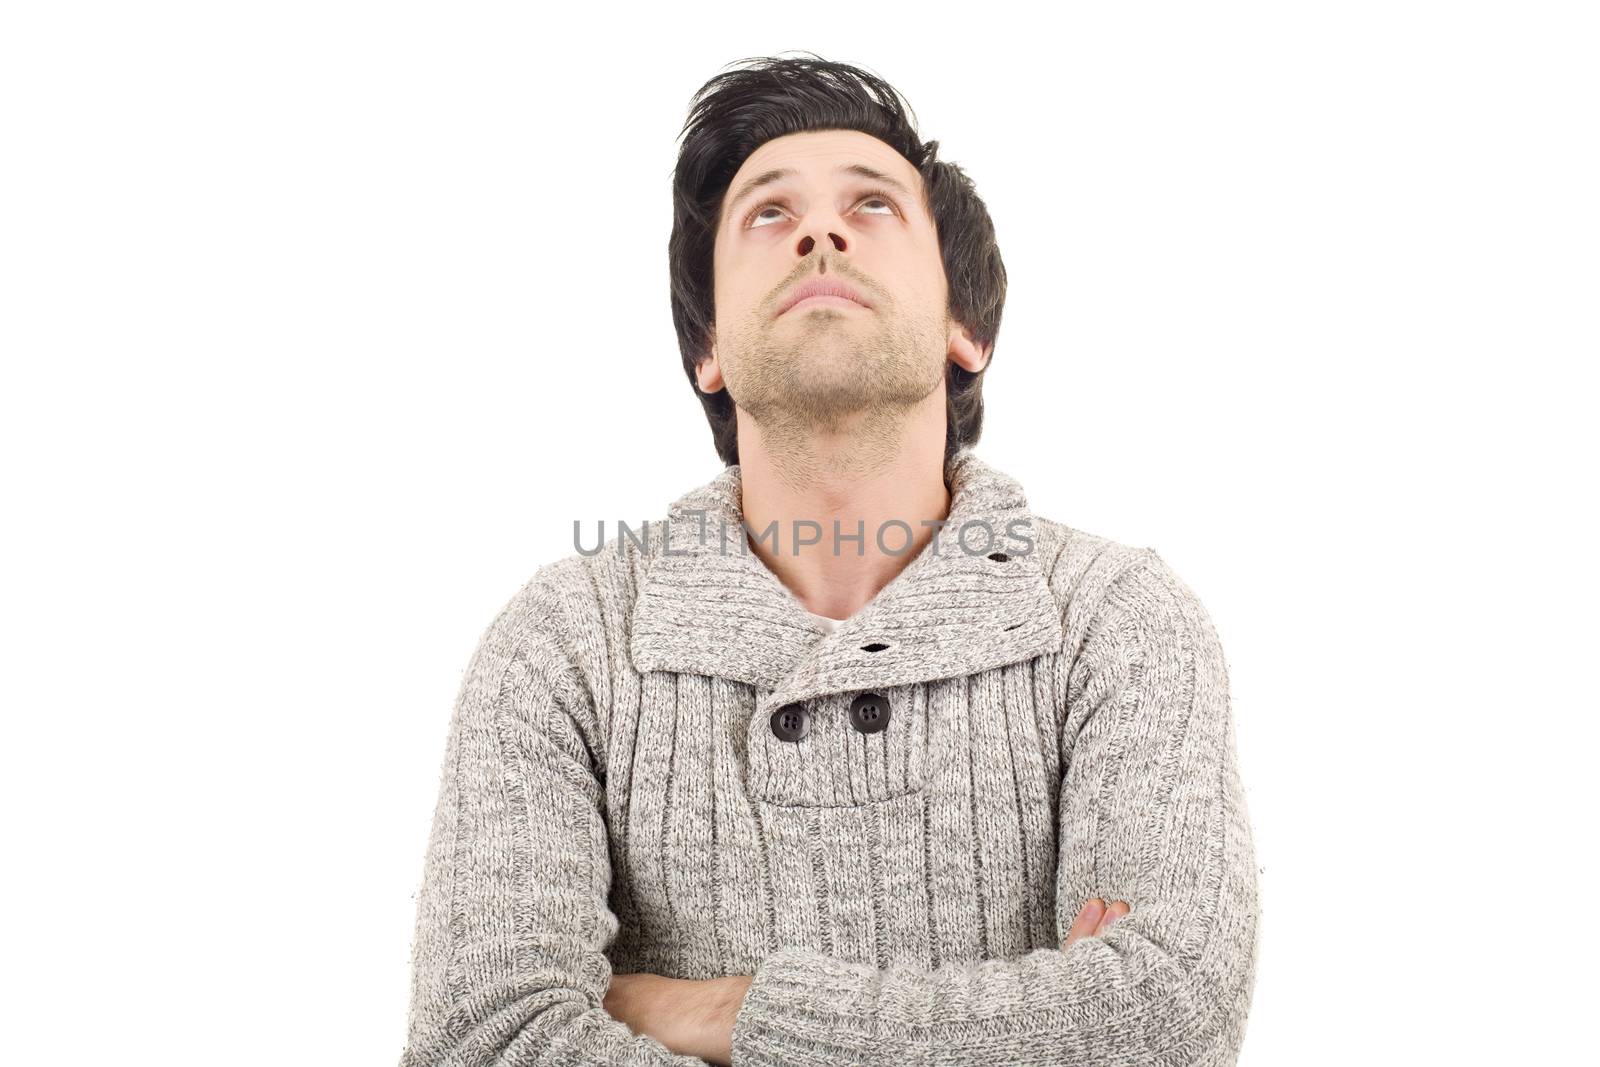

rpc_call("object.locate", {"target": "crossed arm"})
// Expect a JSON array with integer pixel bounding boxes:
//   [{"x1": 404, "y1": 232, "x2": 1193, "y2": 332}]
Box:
[
  {"x1": 603, "y1": 897, "x2": 1135, "y2": 1064},
  {"x1": 398, "y1": 550, "x2": 1259, "y2": 1066}
]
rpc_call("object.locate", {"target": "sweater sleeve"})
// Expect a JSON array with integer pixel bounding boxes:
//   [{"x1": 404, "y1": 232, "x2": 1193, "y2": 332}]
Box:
[
  {"x1": 728, "y1": 549, "x2": 1261, "y2": 1066},
  {"x1": 398, "y1": 573, "x2": 708, "y2": 1066}
]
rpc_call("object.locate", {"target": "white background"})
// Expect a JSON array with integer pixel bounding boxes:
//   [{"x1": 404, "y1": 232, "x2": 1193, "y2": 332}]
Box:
[{"x1": 3, "y1": 3, "x2": 1595, "y2": 1063}]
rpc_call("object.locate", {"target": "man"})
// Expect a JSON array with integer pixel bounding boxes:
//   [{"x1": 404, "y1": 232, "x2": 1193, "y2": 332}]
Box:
[{"x1": 398, "y1": 53, "x2": 1259, "y2": 1066}]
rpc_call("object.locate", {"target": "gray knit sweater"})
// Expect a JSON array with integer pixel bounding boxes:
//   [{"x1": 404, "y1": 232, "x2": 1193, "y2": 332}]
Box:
[{"x1": 398, "y1": 447, "x2": 1260, "y2": 1065}]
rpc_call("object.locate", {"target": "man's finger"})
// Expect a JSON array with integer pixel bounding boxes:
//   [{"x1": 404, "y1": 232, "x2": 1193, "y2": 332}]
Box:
[
  {"x1": 1062, "y1": 898, "x2": 1106, "y2": 949},
  {"x1": 1095, "y1": 900, "x2": 1131, "y2": 936}
]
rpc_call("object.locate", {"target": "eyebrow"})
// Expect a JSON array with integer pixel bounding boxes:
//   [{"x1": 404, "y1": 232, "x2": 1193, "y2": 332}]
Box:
[{"x1": 723, "y1": 163, "x2": 917, "y2": 224}]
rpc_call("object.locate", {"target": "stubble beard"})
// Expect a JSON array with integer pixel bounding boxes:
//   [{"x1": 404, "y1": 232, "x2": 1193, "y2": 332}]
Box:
[{"x1": 719, "y1": 304, "x2": 948, "y2": 459}]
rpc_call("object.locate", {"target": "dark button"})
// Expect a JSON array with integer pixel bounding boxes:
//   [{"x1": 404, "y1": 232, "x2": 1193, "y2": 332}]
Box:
[
  {"x1": 770, "y1": 702, "x2": 810, "y2": 742},
  {"x1": 848, "y1": 692, "x2": 891, "y2": 734}
]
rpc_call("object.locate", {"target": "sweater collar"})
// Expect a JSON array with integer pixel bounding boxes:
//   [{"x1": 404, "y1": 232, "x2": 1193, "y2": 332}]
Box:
[{"x1": 628, "y1": 447, "x2": 1064, "y2": 709}]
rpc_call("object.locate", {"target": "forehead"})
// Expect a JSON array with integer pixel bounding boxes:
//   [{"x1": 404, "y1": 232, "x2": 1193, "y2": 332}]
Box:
[{"x1": 732, "y1": 129, "x2": 915, "y2": 182}]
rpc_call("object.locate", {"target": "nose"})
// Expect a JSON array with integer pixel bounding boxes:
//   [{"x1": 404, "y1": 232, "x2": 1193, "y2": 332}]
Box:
[{"x1": 796, "y1": 230, "x2": 847, "y2": 258}]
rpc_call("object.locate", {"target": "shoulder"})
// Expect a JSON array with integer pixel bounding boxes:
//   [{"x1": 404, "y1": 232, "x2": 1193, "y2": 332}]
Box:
[
  {"x1": 458, "y1": 559, "x2": 589, "y2": 707},
  {"x1": 1027, "y1": 514, "x2": 1150, "y2": 620},
  {"x1": 469, "y1": 514, "x2": 668, "y2": 703},
  {"x1": 1027, "y1": 514, "x2": 1219, "y2": 653},
  {"x1": 494, "y1": 509, "x2": 667, "y2": 631}
]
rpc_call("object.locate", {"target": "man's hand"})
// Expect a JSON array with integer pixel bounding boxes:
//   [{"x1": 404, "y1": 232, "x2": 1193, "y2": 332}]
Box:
[
  {"x1": 603, "y1": 971, "x2": 752, "y2": 1066},
  {"x1": 1063, "y1": 897, "x2": 1130, "y2": 948}
]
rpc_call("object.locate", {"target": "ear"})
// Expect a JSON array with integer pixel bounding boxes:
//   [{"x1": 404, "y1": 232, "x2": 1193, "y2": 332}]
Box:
[
  {"x1": 947, "y1": 320, "x2": 990, "y2": 374},
  {"x1": 696, "y1": 344, "x2": 726, "y2": 394}
]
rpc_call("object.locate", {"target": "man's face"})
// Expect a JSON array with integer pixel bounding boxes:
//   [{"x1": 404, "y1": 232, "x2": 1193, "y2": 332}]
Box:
[{"x1": 701, "y1": 129, "x2": 981, "y2": 443}]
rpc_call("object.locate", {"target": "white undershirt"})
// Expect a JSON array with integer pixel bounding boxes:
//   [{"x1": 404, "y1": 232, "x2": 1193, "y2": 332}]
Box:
[{"x1": 806, "y1": 610, "x2": 846, "y2": 633}]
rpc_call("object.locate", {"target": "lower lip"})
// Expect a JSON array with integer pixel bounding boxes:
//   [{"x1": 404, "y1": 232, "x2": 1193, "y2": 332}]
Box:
[{"x1": 784, "y1": 294, "x2": 868, "y2": 314}]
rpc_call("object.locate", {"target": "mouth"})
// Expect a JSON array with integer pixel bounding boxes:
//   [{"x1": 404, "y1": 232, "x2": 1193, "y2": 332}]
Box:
[{"x1": 776, "y1": 278, "x2": 872, "y2": 317}]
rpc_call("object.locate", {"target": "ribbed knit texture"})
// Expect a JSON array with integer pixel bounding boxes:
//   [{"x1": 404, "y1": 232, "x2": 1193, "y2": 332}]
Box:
[{"x1": 398, "y1": 447, "x2": 1260, "y2": 1065}]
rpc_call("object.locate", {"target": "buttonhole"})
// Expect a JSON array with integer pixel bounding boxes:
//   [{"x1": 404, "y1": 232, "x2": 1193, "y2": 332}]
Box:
[
  {"x1": 861, "y1": 642, "x2": 890, "y2": 653},
  {"x1": 1001, "y1": 622, "x2": 1022, "y2": 632},
  {"x1": 987, "y1": 552, "x2": 1009, "y2": 562}
]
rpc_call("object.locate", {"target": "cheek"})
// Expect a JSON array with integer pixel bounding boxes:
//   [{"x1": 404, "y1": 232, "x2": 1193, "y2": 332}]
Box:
[
  {"x1": 711, "y1": 238, "x2": 738, "y2": 305},
  {"x1": 712, "y1": 246, "x2": 763, "y2": 318},
  {"x1": 878, "y1": 246, "x2": 943, "y2": 310},
  {"x1": 917, "y1": 263, "x2": 952, "y2": 315},
  {"x1": 890, "y1": 273, "x2": 941, "y2": 318}
]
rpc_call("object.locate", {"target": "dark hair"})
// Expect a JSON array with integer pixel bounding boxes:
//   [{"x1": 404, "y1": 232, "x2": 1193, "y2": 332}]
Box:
[{"x1": 668, "y1": 52, "x2": 1007, "y2": 471}]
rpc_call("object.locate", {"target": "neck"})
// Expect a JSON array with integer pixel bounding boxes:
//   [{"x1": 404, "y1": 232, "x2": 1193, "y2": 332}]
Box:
[{"x1": 733, "y1": 408, "x2": 953, "y2": 621}]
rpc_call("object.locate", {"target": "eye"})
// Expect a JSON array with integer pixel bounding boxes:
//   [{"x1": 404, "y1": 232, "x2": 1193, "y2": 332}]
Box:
[
  {"x1": 746, "y1": 188, "x2": 902, "y2": 229},
  {"x1": 748, "y1": 205, "x2": 786, "y2": 228}
]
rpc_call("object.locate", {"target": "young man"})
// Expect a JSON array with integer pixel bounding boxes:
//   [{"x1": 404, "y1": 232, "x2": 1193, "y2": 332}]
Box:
[{"x1": 399, "y1": 54, "x2": 1260, "y2": 1066}]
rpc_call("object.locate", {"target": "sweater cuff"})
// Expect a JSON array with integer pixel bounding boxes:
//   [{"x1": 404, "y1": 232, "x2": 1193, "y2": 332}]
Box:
[{"x1": 730, "y1": 947, "x2": 881, "y2": 1063}]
